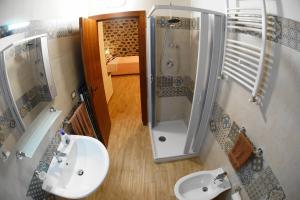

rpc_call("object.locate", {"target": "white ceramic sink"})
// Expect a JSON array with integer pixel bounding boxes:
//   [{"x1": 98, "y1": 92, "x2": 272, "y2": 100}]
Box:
[
  {"x1": 42, "y1": 135, "x2": 109, "y2": 199},
  {"x1": 174, "y1": 168, "x2": 231, "y2": 200}
]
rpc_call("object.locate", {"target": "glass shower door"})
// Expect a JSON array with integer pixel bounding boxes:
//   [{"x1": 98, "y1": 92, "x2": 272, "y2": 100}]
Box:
[
  {"x1": 150, "y1": 11, "x2": 202, "y2": 159},
  {"x1": 149, "y1": 6, "x2": 225, "y2": 161}
]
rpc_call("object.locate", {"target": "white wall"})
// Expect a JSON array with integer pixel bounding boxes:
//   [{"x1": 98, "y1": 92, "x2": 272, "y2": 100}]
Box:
[
  {"x1": 88, "y1": 0, "x2": 154, "y2": 16},
  {"x1": 0, "y1": 0, "x2": 192, "y2": 26},
  {"x1": 190, "y1": 0, "x2": 226, "y2": 13},
  {"x1": 88, "y1": 0, "x2": 190, "y2": 16},
  {"x1": 0, "y1": 0, "x2": 88, "y2": 25}
]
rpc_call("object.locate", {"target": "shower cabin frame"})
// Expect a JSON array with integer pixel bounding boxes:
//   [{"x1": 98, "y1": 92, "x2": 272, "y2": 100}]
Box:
[{"x1": 148, "y1": 5, "x2": 226, "y2": 162}]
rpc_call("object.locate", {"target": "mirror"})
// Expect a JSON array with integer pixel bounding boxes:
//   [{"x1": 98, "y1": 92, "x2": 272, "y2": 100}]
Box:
[
  {"x1": 0, "y1": 84, "x2": 20, "y2": 160},
  {"x1": 4, "y1": 37, "x2": 54, "y2": 128},
  {"x1": 0, "y1": 34, "x2": 57, "y2": 160}
]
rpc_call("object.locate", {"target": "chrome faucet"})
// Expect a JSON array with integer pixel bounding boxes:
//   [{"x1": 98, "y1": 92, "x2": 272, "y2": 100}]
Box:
[
  {"x1": 53, "y1": 150, "x2": 66, "y2": 163},
  {"x1": 214, "y1": 172, "x2": 227, "y2": 183}
]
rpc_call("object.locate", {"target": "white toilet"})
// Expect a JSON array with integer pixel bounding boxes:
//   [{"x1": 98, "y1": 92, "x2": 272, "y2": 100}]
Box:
[{"x1": 174, "y1": 168, "x2": 232, "y2": 200}]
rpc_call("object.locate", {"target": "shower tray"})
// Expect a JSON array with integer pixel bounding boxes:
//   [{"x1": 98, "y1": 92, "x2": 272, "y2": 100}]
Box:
[{"x1": 150, "y1": 120, "x2": 198, "y2": 162}]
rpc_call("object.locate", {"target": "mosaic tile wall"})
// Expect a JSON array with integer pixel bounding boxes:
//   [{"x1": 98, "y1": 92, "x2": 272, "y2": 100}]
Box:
[
  {"x1": 15, "y1": 85, "x2": 51, "y2": 118},
  {"x1": 156, "y1": 75, "x2": 194, "y2": 103},
  {"x1": 229, "y1": 14, "x2": 300, "y2": 52},
  {"x1": 26, "y1": 136, "x2": 60, "y2": 200},
  {"x1": 209, "y1": 103, "x2": 286, "y2": 200},
  {"x1": 0, "y1": 20, "x2": 79, "y2": 40},
  {"x1": 156, "y1": 16, "x2": 193, "y2": 30},
  {"x1": 103, "y1": 18, "x2": 139, "y2": 63},
  {"x1": 0, "y1": 110, "x2": 16, "y2": 150}
]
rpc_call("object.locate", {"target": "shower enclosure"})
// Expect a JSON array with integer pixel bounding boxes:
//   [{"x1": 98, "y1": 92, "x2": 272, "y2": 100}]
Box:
[{"x1": 148, "y1": 5, "x2": 225, "y2": 162}]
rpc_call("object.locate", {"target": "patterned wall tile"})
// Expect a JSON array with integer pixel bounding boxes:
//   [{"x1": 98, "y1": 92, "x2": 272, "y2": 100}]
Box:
[
  {"x1": 156, "y1": 76, "x2": 194, "y2": 103},
  {"x1": 258, "y1": 167, "x2": 280, "y2": 192},
  {"x1": 156, "y1": 16, "x2": 192, "y2": 30},
  {"x1": 0, "y1": 101, "x2": 18, "y2": 152},
  {"x1": 245, "y1": 175, "x2": 268, "y2": 200},
  {"x1": 228, "y1": 14, "x2": 300, "y2": 52},
  {"x1": 26, "y1": 136, "x2": 60, "y2": 200},
  {"x1": 209, "y1": 104, "x2": 232, "y2": 149},
  {"x1": 1, "y1": 86, "x2": 51, "y2": 147},
  {"x1": 237, "y1": 159, "x2": 256, "y2": 186},
  {"x1": 228, "y1": 121, "x2": 240, "y2": 143},
  {"x1": 276, "y1": 15, "x2": 300, "y2": 52},
  {"x1": 267, "y1": 186, "x2": 286, "y2": 200},
  {"x1": 244, "y1": 166, "x2": 285, "y2": 200},
  {"x1": 223, "y1": 140, "x2": 234, "y2": 154},
  {"x1": 0, "y1": 19, "x2": 79, "y2": 40},
  {"x1": 103, "y1": 18, "x2": 139, "y2": 62},
  {"x1": 210, "y1": 103, "x2": 287, "y2": 200},
  {"x1": 15, "y1": 86, "x2": 46, "y2": 118}
]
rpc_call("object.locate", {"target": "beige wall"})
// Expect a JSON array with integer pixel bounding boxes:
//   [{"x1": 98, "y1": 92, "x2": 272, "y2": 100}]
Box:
[
  {"x1": 49, "y1": 35, "x2": 83, "y2": 117},
  {"x1": 154, "y1": 22, "x2": 193, "y2": 126}
]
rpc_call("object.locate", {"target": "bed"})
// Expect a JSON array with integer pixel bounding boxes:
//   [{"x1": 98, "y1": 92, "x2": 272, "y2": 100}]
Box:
[{"x1": 107, "y1": 56, "x2": 140, "y2": 75}]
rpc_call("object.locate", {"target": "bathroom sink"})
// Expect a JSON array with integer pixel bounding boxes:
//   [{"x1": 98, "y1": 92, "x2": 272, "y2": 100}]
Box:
[
  {"x1": 42, "y1": 135, "x2": 109, "y2": 199},
  {"x1": 174, "y1": 168, "x2": 231, "y2": 200}
]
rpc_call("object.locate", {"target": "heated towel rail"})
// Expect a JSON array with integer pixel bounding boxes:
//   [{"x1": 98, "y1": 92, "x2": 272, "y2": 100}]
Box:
[{"x1": 221, "y1": 0, "x2": 267, "y2": 103}]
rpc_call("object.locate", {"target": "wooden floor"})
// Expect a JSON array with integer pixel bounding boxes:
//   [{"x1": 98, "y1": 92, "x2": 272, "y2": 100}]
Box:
[{"x1": 84, "y1": 75, "x2": 203, "y2": 200}]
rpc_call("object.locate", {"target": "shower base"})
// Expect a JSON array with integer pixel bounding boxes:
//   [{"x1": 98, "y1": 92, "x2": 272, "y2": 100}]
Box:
[{"x1": 150, "y1": 120, "x2": 198, "y2": 162}]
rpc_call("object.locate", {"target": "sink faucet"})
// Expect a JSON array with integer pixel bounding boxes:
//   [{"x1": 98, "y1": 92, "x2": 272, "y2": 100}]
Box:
[
  {"x1": 53, "y1": 150, "x2": 66, "y2": 163},
  {"x1": 214, "y1": 172, "x2": 227, "y2": 183}
]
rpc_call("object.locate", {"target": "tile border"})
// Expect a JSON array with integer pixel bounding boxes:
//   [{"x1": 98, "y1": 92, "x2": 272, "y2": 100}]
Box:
[
  {"x1": 156, "y1": 75, "x2": 194, "y2": 103},
  {"x1": 209, "y1": 103, "x2": 287, "y2": 200},
  {"x1": 156, "y1": 16, "x2": 192, "y2": 30},
  {"x1": 26, "y1": 136, "x2": 60, "y2": 200},
  {"x1": 229, "y1": 14, "x2": 300, "y2": 52},
  {"x1": 0, "y1": 19, "x2": 79, "y2": 40}
]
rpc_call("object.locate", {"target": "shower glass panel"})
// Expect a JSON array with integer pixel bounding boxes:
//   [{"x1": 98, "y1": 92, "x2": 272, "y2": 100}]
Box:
[
  {"x1": 151, "y1": 10, "x2": 202, "y2": 159},
  {"x1": 149, "y1": 5, "x2": 225, "y2": 162}
]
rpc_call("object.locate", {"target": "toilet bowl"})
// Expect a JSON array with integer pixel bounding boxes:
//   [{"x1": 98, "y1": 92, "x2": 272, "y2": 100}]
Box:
[{"x1": 174, "y1": 168, "x2": 231, "y2": 200}]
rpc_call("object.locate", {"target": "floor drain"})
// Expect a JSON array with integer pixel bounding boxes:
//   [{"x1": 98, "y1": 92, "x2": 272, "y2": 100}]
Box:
[
  {"x1": 77, "y1": 169, "x2": 84, "y2": 176},
  {"x1": 202, "y1": 187, "x2": 208, "y2": 192},
  {"x1": 158, "y1": 136, "x2": 166, "y2": 142}
]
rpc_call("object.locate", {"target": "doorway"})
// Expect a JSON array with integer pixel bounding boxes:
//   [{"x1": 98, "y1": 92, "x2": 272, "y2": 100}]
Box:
[{"x1": 79, "y1": 11, "x2": 147, "y2": 146}]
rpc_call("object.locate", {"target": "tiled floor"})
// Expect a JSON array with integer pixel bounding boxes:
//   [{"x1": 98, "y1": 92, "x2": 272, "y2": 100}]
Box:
[{"x1": 83, "y1": 75, "x2": 202, "y2": 200}]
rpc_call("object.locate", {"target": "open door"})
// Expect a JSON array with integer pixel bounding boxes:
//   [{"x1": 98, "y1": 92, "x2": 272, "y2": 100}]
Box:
[
  {"x1": 89, "y1": 11, "x2": 148, "y2": 125},
  {"x1": 79, "y1": 17, "x2": 111, "y2": 146}
]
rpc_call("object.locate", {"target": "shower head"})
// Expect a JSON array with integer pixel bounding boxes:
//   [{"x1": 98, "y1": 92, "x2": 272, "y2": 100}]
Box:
[{"x1": 167, "y1": 17, "x2": 181, "y2": 24}]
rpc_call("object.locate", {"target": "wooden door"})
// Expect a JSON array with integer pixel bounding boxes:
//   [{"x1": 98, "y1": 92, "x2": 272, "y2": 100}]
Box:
[
  {"x1": 79, "y1": 17, "x2": 111, "y2": 146},
  {"x1": 90, "y1": 11, "x2": 148, "y2": 125}
]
